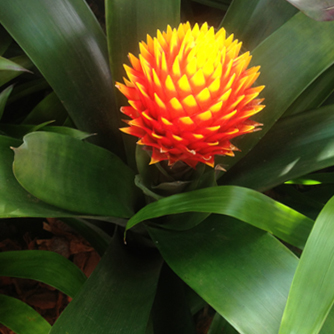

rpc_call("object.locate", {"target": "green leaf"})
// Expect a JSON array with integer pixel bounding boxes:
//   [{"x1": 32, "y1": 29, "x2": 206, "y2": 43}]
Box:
[
  {"x1": 0, "y1": 134, "x2": 84, "y2": 218},
  {"x1": 221, "y1": 105, "x2": 334, "y2": 191},
  {"x1": 39, "y1": 126, "x2": 91, "y2": 139},
  {"x1": 0, "y1": 250, "x2": 86, "y2": 298},
  {"x1": 152, "y1": 264, "x2": 197, "y2": 334},
  {"x1": 0, "y1": 55, "x2": 31, "y2": 72},
  {"x1": 127, "y1": 185, "x2": 313, "y2": 249},
  {"x1": 0, "y1": 294, "x2": 51, "y2": 334},
  {"x1": 286, "y1": 172, "x2": 334, "y2": 185},
  {"x1": 217, "y1": 12, "x2": 334, "y2": 171},
  {"x1": 286, "y1": 0, "x2": 334, "y2": 21},
  {"x1": 283, "y1": 63, "x2": 334, "y2": 117},
  {"x1": 105, "y1": 0, "x2": 180, "y2": 168},
  {"x1": 0, "y1": 123, "x2": 48, "y2": 139},
  {"x1": 208, "y1": 313, "x2": 239, "y2": 334},
  {"x1": 0, "y1": 0, "x2": 124, "y2": 157},
  {"x1": 207, "y1": 313, "x2": 228, "y2": 334},
  {"x1": 222, "y1": 0, "x2": 297, "y2": 50},
  {"x1": 192, "y1": 0, "x2": 231, "y2": 10},
  {"x1": 21, "y1": 92, "x2": 68, "y2": 125},
  {"x1": 279, "y1": 195, "x2": 334, "y2": 333},
  {"x1": 13, "y1": 132, "x2": 140, "y2": 218},
  {"x1": 147, "y1": 215, "x2": 298, "y2": 334},
  {"x1": 323, "y1": 88, "x2": 334, "y2": 106},
  {"x1": 320, "y1": 310, "x2": 334, "y2": 333},
  {"x1": 50, "y1": 233, "x2": 163, "y2": 334},
  {"x1": 6, "y1": 78, "x2": 49, "y2": 105},
  {"x1": 185, "y1": 287, "x2": 206, "y2": 315},
  {"x1": 304, "y1": 184, "x2": 334, "y2": 205},
  {"x1": 0, "y1": 55, "x2": 33, "y2": 87},
  {"x1": 0, "y1": 25, "x2": 12, "y2": 56},
  {"x1": 0, "y1": 85, "x2": 13, "y2": 120},
  {"x1": 0, "y1": 123, "x2": 90, "y2": 140},
  {"x1": 274, "y1": 185, "x2": 324, "y2": 220}
]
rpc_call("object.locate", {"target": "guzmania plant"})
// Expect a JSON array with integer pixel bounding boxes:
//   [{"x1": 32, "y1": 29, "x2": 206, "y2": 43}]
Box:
[{"x1": 1, "y1": 1, "x2": 334, "y2": 334}]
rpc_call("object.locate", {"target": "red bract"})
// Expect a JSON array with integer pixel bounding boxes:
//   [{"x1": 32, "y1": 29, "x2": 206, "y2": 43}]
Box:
[{"x1": 116, "y1": 22, "x2": 265, "y2": 168}]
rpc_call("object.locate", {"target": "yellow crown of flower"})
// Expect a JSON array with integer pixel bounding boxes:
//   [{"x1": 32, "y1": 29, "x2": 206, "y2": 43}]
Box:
[{"x1": 116, "y1": 22, "x2": 265, "y2": 168}]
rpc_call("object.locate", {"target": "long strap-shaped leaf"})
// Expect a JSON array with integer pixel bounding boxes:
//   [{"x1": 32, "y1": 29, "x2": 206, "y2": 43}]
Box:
[
  {"x1": 0, "y1": 0, "x2": 124, "y2": 158},
  {"x1": 0, "y1": 85, "x2": 13, "y2": 120},
  {"x1": 283, "y1": 64, "x2": 334, "y2": 117},
  {"x1": 50, "y1": 233, "x2": 163, "y2": 334},
  {"x1": 147, "y1": 215, "x2": 298, "y2": 334},
  {"x1": 279, "y1": 195, "x2": 334, "y2": 334},
  {"x1": 217, "y1": 12, "x2": 334, "y2": 171},
  {"x1": 222, "y1": 0, "x2": 297, "y2": 50},
  {"x1": 0, "y1": 294, "x2": 51, "y2": 334},
  {"x1": 221, "y1": 105, "x2": 334, "y2": 191},
  {"x1": 126, "y1": 185, "x2": 313, "y2": 249},
  {"x1": 0, "y1": 55, "x2": 31, "y2": 72},
  {"x1": 0, "y1": 55, "x2": 33, "y2": 87},
  {"x1": 12, "y1": 132, "x2": 140, "y2": 218},
  {"x1": 0, "y1": 251, "x2": 86, "y2": 298}
]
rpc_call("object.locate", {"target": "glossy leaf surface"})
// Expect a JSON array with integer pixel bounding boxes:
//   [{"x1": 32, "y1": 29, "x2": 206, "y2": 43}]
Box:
[
  {"x1": 222, "y1": 0, "x2": 297, "y2": 50},
  {"x1": 147, "y1": 215, "x2": 298, "y2": 334},
  {"x1": 0, "y1": 294, "x2": 51, "y2": 334},
  {"x1": 286, "y1": 172, "x2": 334, "y2": 185},
  {"x1": 13, "y1": 132, "x2": 139, "y2": 217},
  {"x1": 222, "y1": 105, "x2": 334, "y2": 191},
  {"x1": 279, "y1": 195, "x2": 334, "y2": 333},
  {"x1": 127, "y1": 185, "x2": 313, "y2": 249},
  {"x1": 0, "y1": 0, "x2": 124, "y2": 157},
  {"x1": 0, "y1": 251, "x2": 86, "y2": 298},
  {"x1": 0, "y1": 135, "x2": 81, "y2": 218},
  {"x1": 217, "y1": 12, "x2": 334, "y2": 171},
  {"x1": 50, "y1": 233, "x2": 163, "y2": 334}
]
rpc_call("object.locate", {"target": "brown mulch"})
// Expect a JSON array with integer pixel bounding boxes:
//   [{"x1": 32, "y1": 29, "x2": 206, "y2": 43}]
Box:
[
  {"x1": 0, "y1": 218, "x2": 100, "y2": 334},
  {"x1": 0, "y1": 219, "x2": 214, "y2": 334}
]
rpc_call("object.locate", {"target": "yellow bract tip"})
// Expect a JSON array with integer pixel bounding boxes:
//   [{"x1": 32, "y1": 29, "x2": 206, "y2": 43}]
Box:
[{"x1": 191, "y1": 70, "x2": 206, "y2": 88}]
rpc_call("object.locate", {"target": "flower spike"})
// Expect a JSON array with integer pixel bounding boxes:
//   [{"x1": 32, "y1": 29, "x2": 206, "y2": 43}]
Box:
[{"x1": 116, "y1": 22, "x2": 265, "y2": 168}]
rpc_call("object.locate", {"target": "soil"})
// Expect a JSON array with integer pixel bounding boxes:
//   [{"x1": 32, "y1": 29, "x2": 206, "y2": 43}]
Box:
[{"x1": 0, "y1": 218, "x2": 212, "y2": 334}]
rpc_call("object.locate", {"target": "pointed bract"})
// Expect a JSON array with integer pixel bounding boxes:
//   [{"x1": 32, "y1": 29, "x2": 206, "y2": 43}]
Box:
[{"x1": 117, "y1": 23, "x2": 265, "y2": 168}]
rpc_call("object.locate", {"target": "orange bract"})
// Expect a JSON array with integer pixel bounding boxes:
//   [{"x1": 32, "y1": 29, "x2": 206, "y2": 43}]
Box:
[{"x1": 116, "y1": 22, "x2": 265, "y2": 168}]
